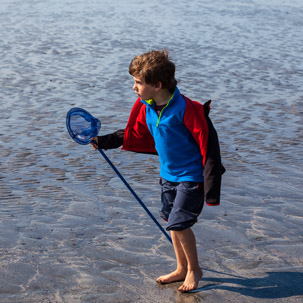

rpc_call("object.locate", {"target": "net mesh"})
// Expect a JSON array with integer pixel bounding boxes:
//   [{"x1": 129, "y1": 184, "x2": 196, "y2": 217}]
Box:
[{"x1": 66, "y1": 108, "x2": 101, "y2": 145}]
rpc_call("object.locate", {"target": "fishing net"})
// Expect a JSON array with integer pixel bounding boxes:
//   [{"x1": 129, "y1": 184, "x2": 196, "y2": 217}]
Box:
[{"x1": 66, "y1": 107, "x2": 101, "y2": 145}]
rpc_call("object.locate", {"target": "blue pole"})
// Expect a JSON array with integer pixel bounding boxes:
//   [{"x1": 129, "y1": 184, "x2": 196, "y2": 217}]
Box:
[{"x1": 98, "y1": 147, "x2": 172, "y2": 244}]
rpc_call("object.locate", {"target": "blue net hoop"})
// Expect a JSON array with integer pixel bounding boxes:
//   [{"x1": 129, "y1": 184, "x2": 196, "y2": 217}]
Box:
[{"x1": 66, "y1": 107, "x2": 101, "y2": 145}]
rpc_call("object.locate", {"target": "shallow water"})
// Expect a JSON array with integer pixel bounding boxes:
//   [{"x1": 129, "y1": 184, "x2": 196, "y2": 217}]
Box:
[{"x1": 0, "y1": 0, "x2": 302, "y2": 302}]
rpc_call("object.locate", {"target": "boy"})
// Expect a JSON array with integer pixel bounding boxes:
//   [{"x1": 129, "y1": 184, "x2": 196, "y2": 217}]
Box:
[{"x1": 91, "y1": 50, "x2": 225, "y2": 292}]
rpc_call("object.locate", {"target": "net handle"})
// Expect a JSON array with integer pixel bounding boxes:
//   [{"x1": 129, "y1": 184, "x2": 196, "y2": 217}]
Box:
[
  {"x1": 96, "y1": 145, "x2": 172, "y2": 244},
  {"x1": 65, "y1": 107, "x2": 171, "y2": 243}
]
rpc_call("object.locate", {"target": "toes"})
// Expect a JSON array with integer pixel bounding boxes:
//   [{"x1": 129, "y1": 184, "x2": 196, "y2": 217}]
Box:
[
  {"x1": 180, "y1": 286, "x2": 189, "y2": 292},
  {"x1": 156, "y1": 277, "x2": 168, "y2": 284},
  {"x1": 179, "y1": 284, "x2": 196, "y2": 293},
  {"x1": 178, "y1": 284, "x2": 184, "y2": 292},
  {"x1": 181, "y1": 286, "x2": 189, "y2": 293}
]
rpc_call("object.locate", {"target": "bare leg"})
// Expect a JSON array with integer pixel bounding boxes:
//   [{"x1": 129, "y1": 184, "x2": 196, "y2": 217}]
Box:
[
  {"x1": 176, "y1": 228, "x2": 202, "y2": 292},
  {"x1": 156, "y1": 230, "x2": 187, "y2": 284}
]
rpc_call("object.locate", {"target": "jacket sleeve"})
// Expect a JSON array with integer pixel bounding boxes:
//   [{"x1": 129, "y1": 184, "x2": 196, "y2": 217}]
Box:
[
  {"x1": 122, "y1": 98, "x2": 157, "y2": 154},
  {"x1": 97, "y1": 98, "x2": 157, "y2": 154},
  {"x1": 202, "y1": 100, "x2": 226, "y2": 205},
  {"x1": 97, "y1": 129, "x2": 125, "y2": 149},
  {"x1": 183, "y1": 97, "x2": 225, "y2": 206}
]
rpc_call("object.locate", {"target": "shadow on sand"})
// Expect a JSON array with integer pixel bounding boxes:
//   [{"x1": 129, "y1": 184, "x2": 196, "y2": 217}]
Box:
[{"x1": 192, "y1": 271, "x2": 303, "y2": 299}]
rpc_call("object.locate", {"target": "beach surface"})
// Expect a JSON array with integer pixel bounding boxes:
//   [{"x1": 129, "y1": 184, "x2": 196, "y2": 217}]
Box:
[{"x1": 0, "y1": 0, "x2": 302, "y2": 302}]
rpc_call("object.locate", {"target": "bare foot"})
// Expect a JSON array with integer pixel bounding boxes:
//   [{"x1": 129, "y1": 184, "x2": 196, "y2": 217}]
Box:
[
  {"x1": 156, "y1": 269, "x2": 187, "y2": 284},
  {"x1": 178, "y1": 268, "x2": 203, "y2": 292}
]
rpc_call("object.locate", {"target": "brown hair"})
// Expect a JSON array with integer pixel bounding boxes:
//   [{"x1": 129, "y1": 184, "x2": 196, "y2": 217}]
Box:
[{"x1": 129, "y1": 49, "x2": 177, "y2": 93}]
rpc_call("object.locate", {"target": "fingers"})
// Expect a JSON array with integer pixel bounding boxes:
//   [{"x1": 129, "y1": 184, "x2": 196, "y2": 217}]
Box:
[{"x1": 90, "y1": 137, "x2": 98, "y2": 150}]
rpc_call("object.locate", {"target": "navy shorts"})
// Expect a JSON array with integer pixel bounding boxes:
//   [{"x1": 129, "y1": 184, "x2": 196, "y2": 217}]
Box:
[{"x1": 159, "y1": 178, "x2": 204, "y2": 231}]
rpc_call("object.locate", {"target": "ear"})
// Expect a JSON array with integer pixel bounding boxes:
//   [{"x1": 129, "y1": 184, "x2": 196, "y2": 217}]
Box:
[{"x1": 154, "y1": 82, "x2": 162, "y2": 92}]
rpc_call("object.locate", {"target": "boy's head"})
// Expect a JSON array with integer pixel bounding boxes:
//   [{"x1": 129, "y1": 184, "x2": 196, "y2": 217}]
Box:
[{"x1": 129, "y1": 49, "x2": 177, "y2": 93}]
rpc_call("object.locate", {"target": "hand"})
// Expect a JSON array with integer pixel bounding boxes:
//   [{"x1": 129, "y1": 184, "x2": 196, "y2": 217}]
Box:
[{"x1": 90, "y1": 137, "x2": 99, "y2": 150}]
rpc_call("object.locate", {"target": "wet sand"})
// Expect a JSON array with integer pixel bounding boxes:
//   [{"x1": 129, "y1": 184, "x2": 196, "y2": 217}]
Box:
[{"x1": 0, "y1": 0, "x2": 302, "y2": 302}]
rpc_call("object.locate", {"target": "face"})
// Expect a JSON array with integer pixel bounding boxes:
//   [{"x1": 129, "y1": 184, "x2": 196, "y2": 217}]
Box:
[{"x1": 132, "y1": 76, "x2": 159, "y2": 100}]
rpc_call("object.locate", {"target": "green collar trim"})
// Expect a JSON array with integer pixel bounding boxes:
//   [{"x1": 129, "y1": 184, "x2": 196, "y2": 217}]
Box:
[
  {"x1": 156, "y1": 90, "x2": 175, "y2": 126},
  {"x1": 145, "y1": 98, "x2": 154, "y2": 105},
  {"x1": 145, "y1": 89, "x2": 175, "y2": 107}
]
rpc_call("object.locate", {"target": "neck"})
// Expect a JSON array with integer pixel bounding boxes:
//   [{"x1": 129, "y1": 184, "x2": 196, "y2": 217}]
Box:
[{"x1": 154, "y1": 89, "x2": 173, "y2": 106}]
